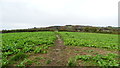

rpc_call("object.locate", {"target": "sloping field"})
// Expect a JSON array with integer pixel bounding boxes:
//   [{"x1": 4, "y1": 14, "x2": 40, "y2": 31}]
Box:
[{"x1": 1, "y1": 32, "x2": 119, "y2": 67}]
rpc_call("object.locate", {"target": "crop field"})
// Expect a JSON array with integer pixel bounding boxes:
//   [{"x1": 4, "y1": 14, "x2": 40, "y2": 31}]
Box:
[
  {"x1": 1, "y1": 32, "x2": 56, "y2": 67},
  {"x1": 1, "y1": 31, "x2": 119, "y2": 67},
  {"x1": 59, "y1": 32, "x2": 119, "y2": 66},
  {"x1": 60, "y1": 32, "x2": 119, "y2": 50}
]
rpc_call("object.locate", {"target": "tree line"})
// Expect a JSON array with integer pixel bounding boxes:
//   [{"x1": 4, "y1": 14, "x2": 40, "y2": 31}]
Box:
[{"x1": 1, "y1": 25, "x2": 120, "y2": 34}]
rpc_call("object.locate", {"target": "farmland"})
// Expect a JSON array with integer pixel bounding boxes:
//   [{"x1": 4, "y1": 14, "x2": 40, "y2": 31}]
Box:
[
  {"x1": 1, "y1": 32, "x2": 56, "y2": 67},
  {"x1": 1, "y1": 31, "x2": 119, "y2": 67},
  {"x1": 60, "y1": 32, "x2": 119, "y2": 50}
]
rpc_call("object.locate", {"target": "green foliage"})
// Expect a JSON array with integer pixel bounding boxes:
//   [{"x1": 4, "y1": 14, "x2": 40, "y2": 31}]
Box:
[
  {"x1": 75, "y1": 55, "x2": 91, "y2": 61},
  {"x1": 2, "y1": 58, "x2": 9, "y2": 67},
  {"x1": 17, "y1": 59, "x2": 33, "y2": 67},
  {"x1": 34, "y1": 45, "x2": 50, "y2": 54},
  {"x1": 2, "y1": 52, "x2": 28, "y2": 67},
  {"x1": 2, "y1": 31, "x2": 119, "y2": 66},
  {"x1": 10, "y1": 52, "x2": 28, "y2": 61},
  {"x1": 2, "y1": 32, "x2": 56, "y2": 65},
  {"x1": 41, "y1": 51, "x2": 47, "y2": 54},
  {"x1": 74, "y1": 53, "x2": 119, "y2": 66},
  {"x1": 60, "y1": 32, "x2": 118, "y2": 50},
  {"x1": 67, "y1": 58, "x2": 77, "y2": 66},
  {"x1": 22, "y1": 47, "x2": 34, "y2": 53},
  {"x1": 46, "y1": 60, "x2": 52, "y2": 64},
  {"x1": 3, "y1": 52, "x2": 13, "y2": 56},
  {"x1": 84, "y1": 27, "x2": 98, "y2": 32},
  {"x1": 34, "y1": 47, "x2": 42, "y2": 53}
]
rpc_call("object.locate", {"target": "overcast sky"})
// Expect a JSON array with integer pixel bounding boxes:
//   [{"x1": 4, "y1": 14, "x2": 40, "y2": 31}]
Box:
[{"x1": 0, "y1": 0, "x2": 120, "y2": 30}]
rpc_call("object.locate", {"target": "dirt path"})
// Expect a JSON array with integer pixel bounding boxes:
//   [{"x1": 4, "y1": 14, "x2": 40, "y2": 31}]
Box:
[{"x1": 46, "y1": 34, "x2": 67, "y2": 66}]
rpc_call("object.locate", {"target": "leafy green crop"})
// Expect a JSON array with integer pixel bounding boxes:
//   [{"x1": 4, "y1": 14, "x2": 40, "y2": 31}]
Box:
[
  {"x1": 17, "y1": 59, "x2": 33, "y2": 67},
  {"x1": 11, "y1": 52, "x2": 28, "y2": 61},
  {"x1": 2, "y1": 31, "x2": 119, "y2": 66},
  {"x1": 2, "y1": 32, "x2": 56, "y2": 66},
  {"x1": 74, "y1": 53, "x2": 119, "y2": 66},
  {"x1": 34, "y1": 47, "x2": 42, "y2": 53},
  {"x1": 59, "y1": 32, "x2": 118, "y2": 50},
  {"x1": 67, "y1": 58, "x2": 77, "y2": 66}
]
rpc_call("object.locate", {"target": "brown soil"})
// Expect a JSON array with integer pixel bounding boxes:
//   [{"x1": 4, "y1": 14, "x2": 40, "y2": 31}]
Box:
[{"x1": 26, "y1": 34, "x2": 119, "y2": 66}]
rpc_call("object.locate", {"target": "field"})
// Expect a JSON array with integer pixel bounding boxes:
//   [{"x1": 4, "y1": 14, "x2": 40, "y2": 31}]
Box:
[
  {"x1": 1, "y1": 31, "x2": 119, "y2": 67},
  {"x1": 60, "y1": 32, "x2": 119, "y2": 50}
]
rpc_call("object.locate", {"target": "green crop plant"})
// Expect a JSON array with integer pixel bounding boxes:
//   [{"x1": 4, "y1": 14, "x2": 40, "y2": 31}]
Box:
[
  {"x1": 59, "y1": 32, "x2": 118, "y2": 50},
  {"x1": 10, "y1": 52, "x2": 28, "y2": 61},
  {"x1": 1, "y1": 58, "x2": 9, "y2": 67},
  {"x1": 46, "y1": 59, "x2": 52, "y2": 64},
  {"x1": 75, "y1": 55, "x2": 92, "y2": 61},
  {"x1": 17, "y1": 59, "x2": 33, "y2": 67},
  {"x1": 34, "y1": 47, "x2": 42, "y2": 53},
  {"x1": 2, "y1": 31, "x2": 119, "y2": 66},
  {"x1": 85, "y1": 50, "x2": 94, "y2": 53},
  {"x1": 41, "y1": 51, "x2": 47, "y2": 54},
  {"x1": 74, "y1": 53, "x2": 119, "y2": 66},
  {"x1": 2, "y1": 32, "x2": 56, "y2": 66},
  {"x1": 67, "y1": 58, "x2": 77, "y2": 66}
]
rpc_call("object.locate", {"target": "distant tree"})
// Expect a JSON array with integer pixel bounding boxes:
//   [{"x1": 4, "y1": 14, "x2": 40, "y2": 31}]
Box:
[
  {"x1": 84, "y1": 27, "x2": 90, "y2": 32},
  {"x1": 90, "y1": 27, "x2": 98, "y2": 32}
]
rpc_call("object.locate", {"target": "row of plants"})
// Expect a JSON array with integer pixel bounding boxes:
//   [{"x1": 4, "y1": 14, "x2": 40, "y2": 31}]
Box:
[
  {"x1": 59, "y1": 32, "x2": 119, "y2": 50},
  {"x1": 67, "y1": 53, "x2": 119, "y2": 66},
  {"x1": 1, "y1": 32, "x2": 56, "y2": 67}
]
